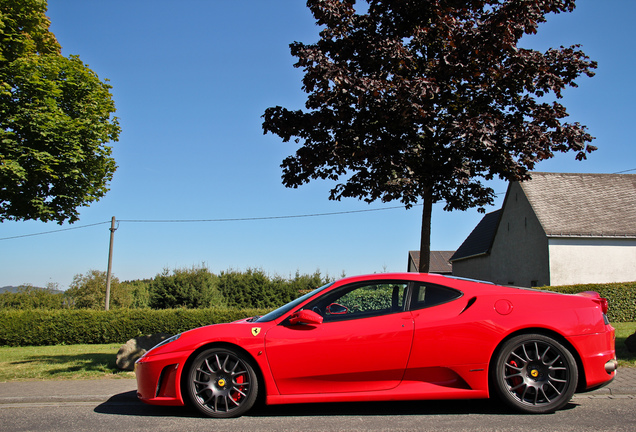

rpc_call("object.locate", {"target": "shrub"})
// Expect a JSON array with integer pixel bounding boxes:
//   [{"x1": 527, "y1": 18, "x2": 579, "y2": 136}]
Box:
[
  {"x1": 120, "y1": 279, "x2": 152, "y2": 309},
  {"x1": 0, "y1": 285, "x2": 66, "y2": 310},
  {"x1": 64, "y1": 270, "x2": 132, "y2": 309},
  {"x1": 546, "y1": 282, "x2": 636, "y2": 323},
  {"x1": 218, "y1": 268, "x2": 331, "y2": 309},
  {"x1": 0, "y1": 307, "x2": 269, "y2": 347},
  {"x1": 149, "y1": 266, "x2": 224, "y2": 309}
]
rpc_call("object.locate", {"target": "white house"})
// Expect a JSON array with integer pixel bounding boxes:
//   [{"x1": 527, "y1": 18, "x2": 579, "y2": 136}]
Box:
[{"x1": 450, "y1": 172, "x2": 636, "y2": 287}]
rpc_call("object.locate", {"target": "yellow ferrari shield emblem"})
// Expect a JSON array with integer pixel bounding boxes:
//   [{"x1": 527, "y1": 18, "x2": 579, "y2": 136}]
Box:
[{"x1": 251, "y1": 327, "x2": 261, "y2": 336}]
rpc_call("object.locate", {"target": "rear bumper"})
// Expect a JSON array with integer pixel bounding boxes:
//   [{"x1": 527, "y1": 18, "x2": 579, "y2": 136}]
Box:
[{"x1": 568, "y1": 326, "x2": 616, "y2": 391}]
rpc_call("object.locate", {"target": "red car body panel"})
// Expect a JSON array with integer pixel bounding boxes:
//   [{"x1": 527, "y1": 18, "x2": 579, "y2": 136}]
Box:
[
  {"x1": 265, "y1": 310, "x2": 414, "y2": 394},
  {"x1": 135, "y1": 273, "x2": 616, "y2": 409}
]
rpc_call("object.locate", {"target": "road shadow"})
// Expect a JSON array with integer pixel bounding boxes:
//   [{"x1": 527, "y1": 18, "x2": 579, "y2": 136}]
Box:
[{"x1": 94, "y1": 391, "x2": 578, "y2": 418}]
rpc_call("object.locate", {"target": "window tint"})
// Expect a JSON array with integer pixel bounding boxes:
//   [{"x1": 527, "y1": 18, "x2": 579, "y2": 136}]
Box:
[
  {"x1": 410, "y1": 283, "x2": 462, "y2": 310},
  {"x1": 304, "y1": 281, "x2": 409, "y2": 322}
]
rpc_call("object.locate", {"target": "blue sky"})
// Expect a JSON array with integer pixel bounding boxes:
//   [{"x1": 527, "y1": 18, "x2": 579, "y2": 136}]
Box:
[{"x1": 1, "y1": 0, "x2": 634, "y2": 289}]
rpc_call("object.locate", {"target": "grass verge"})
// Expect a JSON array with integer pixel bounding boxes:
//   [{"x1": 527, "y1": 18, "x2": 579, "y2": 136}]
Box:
[
  {"x1": 614, "y1": 322, "x2": 636, "y2": 368},
  {"x1": 0, "y1": 344, "x2": 134, "y2": 382},
  {"x1": 0, "y1": 323, "x2": 634, "y2": 382}
]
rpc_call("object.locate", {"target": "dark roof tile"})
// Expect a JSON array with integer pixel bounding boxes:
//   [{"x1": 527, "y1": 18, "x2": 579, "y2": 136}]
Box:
[
  {"x1": 521, "y1": 172, "x2": 636, "y2": 237},
  {"x1": 450, "y1": 209, "x2": 502, "y2": 261}
]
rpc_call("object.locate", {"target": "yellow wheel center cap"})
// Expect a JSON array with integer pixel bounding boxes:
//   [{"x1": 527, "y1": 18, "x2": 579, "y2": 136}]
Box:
[
  {"x1": 530, "y1": 369, "x2": 539, "y2": 378},
  {"x1": 217, "y1": 378, "x2": 226, "y2": 387}
]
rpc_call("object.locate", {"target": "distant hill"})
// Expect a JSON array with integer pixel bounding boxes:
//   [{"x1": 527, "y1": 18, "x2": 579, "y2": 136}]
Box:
[{"x1": 0, "y1": 285, "x2": 62, "y2": 294}]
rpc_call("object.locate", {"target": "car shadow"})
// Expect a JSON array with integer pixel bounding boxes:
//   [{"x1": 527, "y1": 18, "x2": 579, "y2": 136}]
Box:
[{"x1": 94, "y1": 391, "x2": 578, "y2": 418}]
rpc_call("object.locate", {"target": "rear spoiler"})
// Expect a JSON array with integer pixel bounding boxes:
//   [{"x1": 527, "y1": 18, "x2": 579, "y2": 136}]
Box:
[{"x1": 576, "y1": 291, "x2": 609, "y2": 314}]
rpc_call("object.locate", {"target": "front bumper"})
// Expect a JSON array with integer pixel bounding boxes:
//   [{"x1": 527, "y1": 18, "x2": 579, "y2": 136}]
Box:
[{"x1": 135, "y1": 350, "x2": 190, "y2": 406}]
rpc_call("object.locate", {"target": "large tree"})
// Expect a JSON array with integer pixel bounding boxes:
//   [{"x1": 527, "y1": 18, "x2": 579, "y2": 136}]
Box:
[
  {"x1": 263, "y1": 0, "x2": 596, "y2": 272},
  {"x1": 0, "y1": 0, "x2": 120, "y2": 224}
]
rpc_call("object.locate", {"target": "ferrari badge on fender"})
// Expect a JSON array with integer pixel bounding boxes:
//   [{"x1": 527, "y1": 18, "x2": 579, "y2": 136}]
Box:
[{"x1": 251, "y1": 327, "x2": 261, "y2": 336}]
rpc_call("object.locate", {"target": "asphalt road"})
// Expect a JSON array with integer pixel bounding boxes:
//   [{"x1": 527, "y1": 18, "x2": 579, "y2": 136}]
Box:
[{"x1": 1, "y1": 376, "x2": 634, "y2": 432}]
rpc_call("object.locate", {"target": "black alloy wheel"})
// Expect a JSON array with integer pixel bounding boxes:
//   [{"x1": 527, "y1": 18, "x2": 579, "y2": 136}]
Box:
[
  {"x1": 184, "y1": 348, "x2": 258, "y2": 418},
  {"x1": 492, "y1": 334, "x2": 578, "y2": 414}
]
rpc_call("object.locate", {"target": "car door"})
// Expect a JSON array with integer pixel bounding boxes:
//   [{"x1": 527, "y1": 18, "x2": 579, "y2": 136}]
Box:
[
  {"x1": 403, "y1": 282, "x2": 493, "y2": 388},
  {"x1": 264, "y1": 281, "x2": 414, "y2": 395}
]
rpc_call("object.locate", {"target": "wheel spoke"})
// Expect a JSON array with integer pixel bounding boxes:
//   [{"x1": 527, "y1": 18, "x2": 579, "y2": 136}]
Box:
[
  {"x1": 196, "y1": 366, "x2": 212, "y2": 377},
  {"x1": 549, "y1": 376, "x2": 567, "y2": 383},
  {"x1": 544, "y1": 354, "x2": 561, "y2": 367},
  {"x1": 521, "y1": 344, "x2": 532, "y2": 362},
  {"x1": 546, "y1": 380, "x2": 562, "y2": 395},
  {"x1": 510, "y1": 351, "x2": 527, "y2": 364},
  {"x1": 205, "y1": 358, "x2": 217, "y2": 373},
  {"x1": 510, "y1": 381, "x2": 526, "y2": 392},
  {"x1": 539, "y1": 345, "x2": 551, "y2": 363},
  {"x1": 221, "y1": 355, "x2": 230, "y2": 373},
  {"x1": 539, "y1": 387, "x2": 551, "y2": 403}
]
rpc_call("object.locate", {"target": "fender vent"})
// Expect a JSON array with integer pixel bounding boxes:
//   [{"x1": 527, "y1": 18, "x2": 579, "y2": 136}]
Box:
[{"x1": 460, "y1": 296, "x2": 477, "y2": 315}]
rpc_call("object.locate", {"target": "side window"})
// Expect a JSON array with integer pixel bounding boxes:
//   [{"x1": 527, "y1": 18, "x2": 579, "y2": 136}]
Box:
[
  {"x1": 410, "y1": 283, "x2": 462, "y2": 310},
  {"x1": 305, "y1": 282, "x2": 409, "y2": 322}
]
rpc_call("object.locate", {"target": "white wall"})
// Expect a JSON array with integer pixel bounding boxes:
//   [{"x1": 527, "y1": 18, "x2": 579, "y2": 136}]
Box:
[{"x1": 549, "y1": 237, "x2": 636, "y2": 286}]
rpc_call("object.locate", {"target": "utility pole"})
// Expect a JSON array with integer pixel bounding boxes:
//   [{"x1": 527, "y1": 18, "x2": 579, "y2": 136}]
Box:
[{"x1": 105, "y1": 216, "x2": 117, "y2": 311}]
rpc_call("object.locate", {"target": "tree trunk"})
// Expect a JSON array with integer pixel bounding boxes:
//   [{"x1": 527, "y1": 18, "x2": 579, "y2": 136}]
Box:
[{"x1": 418, "y1": 189, "x2": 433, "y2": 273}]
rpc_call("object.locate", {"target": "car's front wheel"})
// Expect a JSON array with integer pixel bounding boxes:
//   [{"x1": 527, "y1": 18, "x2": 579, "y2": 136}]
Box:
[
  {"x1": 492, "y1": 334, "x2": 578, "y2": 414},
  {"x1": 184, "y1": 347, "x2": 258, "y2": 418}
]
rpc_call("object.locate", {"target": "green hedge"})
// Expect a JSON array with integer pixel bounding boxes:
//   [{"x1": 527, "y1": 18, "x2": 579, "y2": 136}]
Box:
[
  {"x1": 545, "y1": 282, "x2": 636, "y2": 323},
  {"x1": 1, "y1": 281, "x2": 634, "y2": 347},
  {"x1": 0, "y1": 307, "x2": 269, "y2": 347}
]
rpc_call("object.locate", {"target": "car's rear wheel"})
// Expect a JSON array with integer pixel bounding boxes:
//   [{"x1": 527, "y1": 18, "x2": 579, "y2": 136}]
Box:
[
  {"x1": 492, "y1": 334, "x2": 578, "y2": 414},
  {"x1": 184, "y1": 347, "x2": 258, "y2": 418}
]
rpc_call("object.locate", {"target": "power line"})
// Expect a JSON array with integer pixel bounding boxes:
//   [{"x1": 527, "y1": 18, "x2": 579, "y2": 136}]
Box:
[
  {"x1": 0, "y1": 204, "x2": 416, "y2": 241},
  {"x1": 0, "y1": 221, "x2": 111, "y2": 241},
  {"x1": 119, "y1": 205, "x2": 415, "y2": 223}
]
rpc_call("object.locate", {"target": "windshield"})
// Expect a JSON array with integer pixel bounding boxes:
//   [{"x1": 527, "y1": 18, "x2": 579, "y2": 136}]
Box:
[{"x1": 255, "y1": 282, "x2": 334, "y2": 323}]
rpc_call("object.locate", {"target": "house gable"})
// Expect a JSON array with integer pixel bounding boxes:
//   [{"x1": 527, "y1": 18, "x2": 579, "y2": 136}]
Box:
[{"x1": 451, "y1": 172, "x2": 636, "y2": 287}]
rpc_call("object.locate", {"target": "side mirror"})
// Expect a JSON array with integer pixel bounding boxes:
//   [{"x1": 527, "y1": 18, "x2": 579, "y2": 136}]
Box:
[
  {"x1": 326, "y1": 303, "x2": 348, "y2": 315},
  {"x1": 289, "y1": 309, "x2": 323, "y2": 326}
]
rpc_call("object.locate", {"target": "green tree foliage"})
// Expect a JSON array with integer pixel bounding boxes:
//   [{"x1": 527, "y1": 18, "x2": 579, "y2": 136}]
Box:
[
  {"x1": 219, "y1": 268, "x2": 283, "y2": 309},
  {"x1": 0, "y1": 0, "x2": 120, "y2": 224},
  {"x1": 262, "y1": 0, "x2": 596, "y2": 272},
  {"x1": 218, "y1": 268, "x2": 331, "y2": 309},
  {"x1": 0, "y1": 284, "x2": 64, "y2": 309},
  {"x1": 65, "y1": 269, "x2": 130, "y2": 309},
  {"x1": 120, "y1": 279, "x2": 152, "y2": 309},
  {"x1": 149, "y1": 267, "x2": 224, "y2": 309}
]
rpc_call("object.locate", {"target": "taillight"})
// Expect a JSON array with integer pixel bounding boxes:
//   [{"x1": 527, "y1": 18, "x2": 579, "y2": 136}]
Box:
[{"x1": 599, "y1": 297, "x2": 609, "y2": 314}]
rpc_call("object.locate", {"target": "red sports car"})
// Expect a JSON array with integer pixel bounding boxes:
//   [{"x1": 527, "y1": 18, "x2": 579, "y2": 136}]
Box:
[{"x1": 135, "y1": 273, "x2": 616, "y2": 417}]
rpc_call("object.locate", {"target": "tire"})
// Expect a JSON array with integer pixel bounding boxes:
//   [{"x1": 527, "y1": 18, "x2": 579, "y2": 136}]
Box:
[
  {"x1": 184, "y1": 347, "x2": 258, "y2": 418},
  {"x1": 492, "y1": 334, "x2": 578, "y2": 414}
]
